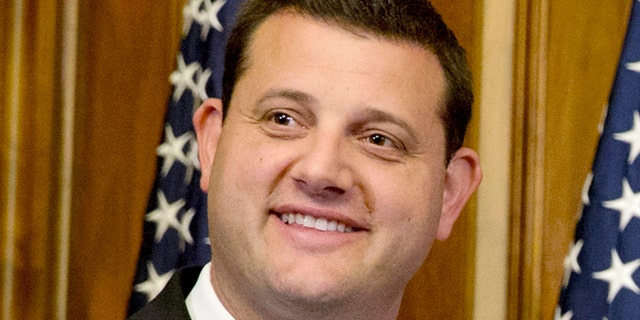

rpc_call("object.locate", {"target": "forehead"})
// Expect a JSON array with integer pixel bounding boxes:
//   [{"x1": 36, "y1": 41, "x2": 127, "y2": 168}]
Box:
[{"x1": 246, "y1": 12, "x2": 444, "y2": 88}]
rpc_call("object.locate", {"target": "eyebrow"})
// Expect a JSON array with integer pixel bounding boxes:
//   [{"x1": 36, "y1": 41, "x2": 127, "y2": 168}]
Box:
[{"x1": 256, "y1": 89, "x2": 318, "y2": 107}]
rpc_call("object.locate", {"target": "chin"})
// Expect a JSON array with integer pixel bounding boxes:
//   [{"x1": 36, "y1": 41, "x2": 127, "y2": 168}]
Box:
[{"x1": 268, "y1": 270, "x2": 357, "y2": 305}]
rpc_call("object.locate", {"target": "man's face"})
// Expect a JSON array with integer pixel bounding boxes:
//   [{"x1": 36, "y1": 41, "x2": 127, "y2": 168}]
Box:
[{"x1": 196, "y1": 12, "x2": 477, "y2": 316}]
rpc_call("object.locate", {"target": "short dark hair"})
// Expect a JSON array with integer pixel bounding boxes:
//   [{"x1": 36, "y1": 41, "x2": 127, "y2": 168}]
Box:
[{"x1": 222, "y1": 0, "x2": 473, "y2": 161}]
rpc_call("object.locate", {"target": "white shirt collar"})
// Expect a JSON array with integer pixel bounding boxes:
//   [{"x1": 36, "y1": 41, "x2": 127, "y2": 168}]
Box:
[{"x1": 185, "y1": 262, "x2": 236, "y2": 320}]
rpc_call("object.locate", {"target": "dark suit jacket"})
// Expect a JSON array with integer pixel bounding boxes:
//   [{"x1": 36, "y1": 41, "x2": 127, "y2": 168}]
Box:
[{"x1": 128, "y1": 265, "x2": 204, "y2": 320}]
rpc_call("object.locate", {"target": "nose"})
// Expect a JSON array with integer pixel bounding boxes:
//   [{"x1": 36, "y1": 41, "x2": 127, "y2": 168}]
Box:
[{"x1": 290, "y1": 132, "x2": 355, "y2": 199}]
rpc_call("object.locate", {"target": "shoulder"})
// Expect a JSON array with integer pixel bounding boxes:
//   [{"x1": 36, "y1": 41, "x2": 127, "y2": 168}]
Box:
[{"x1": 128, "y1": 265, "x2": 204, "y2": 320}]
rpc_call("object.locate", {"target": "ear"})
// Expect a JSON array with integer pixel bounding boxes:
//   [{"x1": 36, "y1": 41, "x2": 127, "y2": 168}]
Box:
[
  {"x1": 436, "y1": 147, "x2": 482, "y2": 240},
  {"x1": 193, "y1": 98, "x2": 224, "y2": 192}
]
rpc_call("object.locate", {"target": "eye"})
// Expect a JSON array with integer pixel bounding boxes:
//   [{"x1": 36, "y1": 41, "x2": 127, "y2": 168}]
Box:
[
  {"x1": 260, "y1": 110, "x2": 308, "y2": 140},
  {"x1": 367, "y1": 133, "x2": 394, "y2": 147},
  {"x1": 359, "y1": 131, "x2": 409, "y2": 161},
  {"x1": 365, "y1": 133, "x2": 404, "y2": 151},
  {"x1": 270, "y1": 112, "x2": 298, "y2": 127}
]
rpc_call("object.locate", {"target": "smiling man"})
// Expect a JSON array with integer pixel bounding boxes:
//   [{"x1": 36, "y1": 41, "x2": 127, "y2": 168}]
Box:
[{"x1": 130, "y1": 1, "x2": 482, "y2": 319}]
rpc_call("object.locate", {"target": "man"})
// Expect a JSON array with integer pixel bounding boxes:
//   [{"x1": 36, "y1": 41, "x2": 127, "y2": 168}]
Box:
[{"x1": 130, "y1": 0, "x2": 481, "y2": 319}]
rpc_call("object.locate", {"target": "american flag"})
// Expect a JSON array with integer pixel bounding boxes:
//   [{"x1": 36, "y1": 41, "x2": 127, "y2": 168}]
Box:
[
  {"x1": 557, "y1": 2, "x2": 640, "y2": 319},
  {"x1": 127, "y1": 0, "x2": 243, "y2": 315}
]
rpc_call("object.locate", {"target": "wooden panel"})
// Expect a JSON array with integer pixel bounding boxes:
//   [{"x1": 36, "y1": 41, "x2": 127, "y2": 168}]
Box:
[
  {"x1": 1, "y1": 1, "x2": 16, "y2": 318},
  {"x1": 1, "y1": 1, "x2": 63, "y2": 319},
  {"x1": 399, "y1": 1, "x2": 478, "y2": 319},
  {"x1": 0, "y1": 0, "x2": 12, "y2": 209},
  {"x1": 67, "y1": 1, "x2": 183, "y2": 319},
  {"x1": 510, "y1": 1, "x2": 549, "y2": 318},
  {"x1": 0, "y1": 1, "x2": 9, "y2": 118},
  {"x1": 511, "y1": 0, "x2": 631, "y2": 319},
  {"x1": 15, "y1": 1, "x2": 60, "y2": 317}
]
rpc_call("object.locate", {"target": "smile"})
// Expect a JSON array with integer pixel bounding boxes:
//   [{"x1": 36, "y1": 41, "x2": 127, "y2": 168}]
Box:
[{"x1": 278, "y1": 213, "x2": 355, "y2": 233}]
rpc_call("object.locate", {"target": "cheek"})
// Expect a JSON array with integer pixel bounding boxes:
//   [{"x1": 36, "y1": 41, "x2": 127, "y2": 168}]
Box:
[
  {"x1": 365, "y1": 174, "x2": 444, "y2": 283},
  {"x1": 207, "y1": 136, "x2": 283, "y2": 248},
  {"x1": 373, "y1": 169, "x2": 445, "y2": 246},
  {"x1": 212, "y1": 131, "x2": 291, "y2": 205}
]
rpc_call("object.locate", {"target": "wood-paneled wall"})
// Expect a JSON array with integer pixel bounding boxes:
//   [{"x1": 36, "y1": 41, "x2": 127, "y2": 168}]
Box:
[
  {"x1": 1, "y1": 1, "x2": 65, "y2": 319},
  {"x1": 68, "y1": 1, "x2": 183, "y2": 319},
  {"x1": 1, "y1": 1, "x2": 181, "y2": 319},
  {"x1": 5, "y1": 0, "x2": 632, "y2": 319},
  {"x1": 510, "y1": 1, "x2": 632, "y2": 319}
]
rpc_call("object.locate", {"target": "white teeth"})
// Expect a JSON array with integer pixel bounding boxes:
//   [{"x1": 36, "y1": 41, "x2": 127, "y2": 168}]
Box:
[
  {"x1": 303, "y1": 215, "x2": 316, "y2": 228},
  {"x1": 315, "y1": 218, "x2": 328, "y2": 231},
  {"x1": 280, "y1": 213, "x2": 354, "y2": 233}
]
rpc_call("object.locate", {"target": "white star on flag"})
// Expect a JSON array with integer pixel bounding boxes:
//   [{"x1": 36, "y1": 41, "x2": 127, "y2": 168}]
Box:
[
  {"x1": 206, "y1": 0, "x2": 227, "y2": 31},
  {"x1": 613, "y1": 110, "x2": 640, "y2": 164},
  {"x1": 196, "y1": 0, "x2": 227, "y2": 40},
  {"x1": 145, "y1": 191, "x2": 186, "y2": 242},
  {"x1": 625, "y1": 60, "x2": 640, "y2": 73},
  {"x1": 182, "y1": 0, "x2": 205, "y2": 36},
  {"x1": 169, "y1": 54, "x2": 201, "y2": 102},
  {"x1": 602, "y1": 179, "x2": 640, "y2": 231},
  {"x1": 563, "y1": 240, "x2": 583, "y2": 287},
  {"x1": 193, "y1": 69, "x2": 211, "y2": 104},
  {"x1": 177, "y1": 208, "x2": 196, "y2": 252},
  {"x1": 157, "y1": 125, "x2": 193, "y2": 177},
  {"x1": 592, "y1": 249, "x2": 640, "y2": 303},
  {"x1": 133, "y1": 262, "x2": 175, "y2": 302}
]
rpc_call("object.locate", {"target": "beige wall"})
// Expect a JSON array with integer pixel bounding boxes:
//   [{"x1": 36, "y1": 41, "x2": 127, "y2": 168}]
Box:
[{"x1": 475, "y1": 0, "x2": 515, "y2": 319}]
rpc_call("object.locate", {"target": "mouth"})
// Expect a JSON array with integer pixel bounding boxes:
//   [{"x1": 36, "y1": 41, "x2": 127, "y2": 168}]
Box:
[{"x1": 275, "y1": 212, "x2": 359, "y2": 233}]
